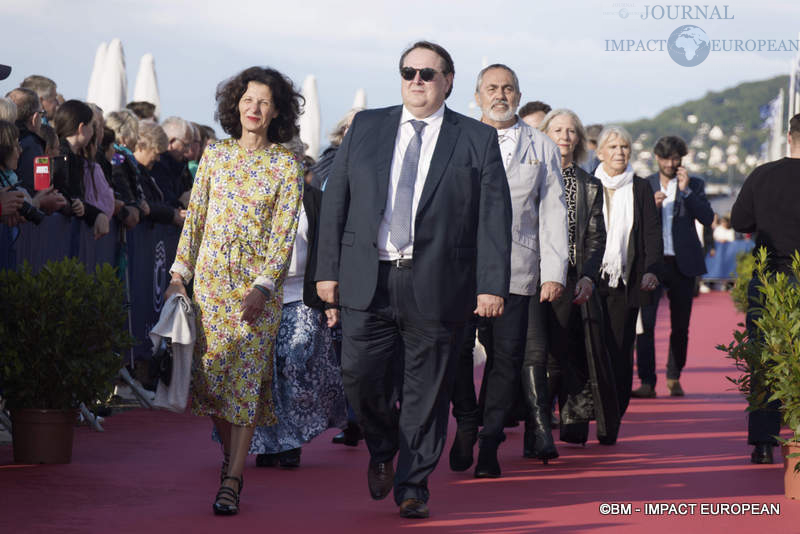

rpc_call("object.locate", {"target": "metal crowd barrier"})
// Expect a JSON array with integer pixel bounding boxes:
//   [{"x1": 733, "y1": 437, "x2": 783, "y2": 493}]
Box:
[
  {"x1": 1, "y1": 213, "x2": 181, "y2": 363},
  {"x1": 702, "y1": 239, "x2": 754, "y2": 282}
]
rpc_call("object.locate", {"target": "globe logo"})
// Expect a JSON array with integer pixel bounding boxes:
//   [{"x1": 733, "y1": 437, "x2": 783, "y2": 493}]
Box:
[
  {"x1": 618, "y1": 8, "x2": 629, "y2": 19},
  {"x1": 668, "y1": 25, "x2": 711, "y2": 67}
]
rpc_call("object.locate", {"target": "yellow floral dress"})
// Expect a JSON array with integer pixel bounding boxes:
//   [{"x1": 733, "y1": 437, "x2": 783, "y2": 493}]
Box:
[{"x1": 170, "y1": 138, "x2": 303, "y2": 426}]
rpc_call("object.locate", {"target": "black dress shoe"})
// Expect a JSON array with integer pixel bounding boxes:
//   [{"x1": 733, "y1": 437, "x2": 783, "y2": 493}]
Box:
[
  {"x1": 332, "y1": 422, "x2": 363, "y2": 446},
  {"x1": 399, "y1": 498, "x2": 429, "y2": 519},
  {"x1": 278, "y1": 447, "x2": 301, "y2": 468},
  {"x1": 631, "y1": 383, "x2": 657, "y2": 398},
  {"x1": 449, "y1": 428, "x2": 477, "y2": 472},
  {"x1": 367, "y1": 461, "x2": 394, "y2": 500},
  {"x1": 751, "y1": 443, "x2": 774, "y2": 464},
  {"x1": 474, "y1": 438, "x2": 502, "y2": 478}
]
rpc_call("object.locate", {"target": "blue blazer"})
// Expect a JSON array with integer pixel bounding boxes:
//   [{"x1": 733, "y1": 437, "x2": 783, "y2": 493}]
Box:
[
  {"x1": 315, "y1": 105, "x2": 512, "y2": 322},
  {"x1": 646, "y1": 173, "x2": 714, "y2": 277}
]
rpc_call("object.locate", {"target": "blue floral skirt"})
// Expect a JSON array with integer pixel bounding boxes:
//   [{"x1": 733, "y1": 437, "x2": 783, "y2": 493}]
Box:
[{"x1": 246, "y1": 301, "x2": 347, "y2": 453}]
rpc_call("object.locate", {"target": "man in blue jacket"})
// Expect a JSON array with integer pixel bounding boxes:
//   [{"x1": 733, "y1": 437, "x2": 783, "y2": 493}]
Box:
[{"x1": 633, "y1": 136, "x2": 714, "y2": 398}]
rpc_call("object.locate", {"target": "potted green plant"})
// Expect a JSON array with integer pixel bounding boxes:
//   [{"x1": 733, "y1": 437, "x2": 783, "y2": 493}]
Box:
[
  {"x1": 719, "y1": 249, "x2": 768, "y2": 420},
  {"x1": 720, "y1": 247, "x2": 800, "y2": 499},
  {"x1": 0, "y1": 258, "x2": 133, "y2": 463},
  {"x1": 730, "y1": 250, "x2": 755, "y2": 313}
]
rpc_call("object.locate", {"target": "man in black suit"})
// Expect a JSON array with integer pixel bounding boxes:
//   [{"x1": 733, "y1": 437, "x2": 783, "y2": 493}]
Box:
[
  {"x1": 633, "y1": 136, "x2": 713, "y2": 398},
  {"x1": 315, "y1": 41, "x2": 512, "y2": 519}
]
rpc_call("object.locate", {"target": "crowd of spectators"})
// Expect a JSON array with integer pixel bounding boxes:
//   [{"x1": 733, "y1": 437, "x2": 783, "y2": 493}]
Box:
[{"x1": 1, "y1": 73, "x2": 217, "y2": 239}]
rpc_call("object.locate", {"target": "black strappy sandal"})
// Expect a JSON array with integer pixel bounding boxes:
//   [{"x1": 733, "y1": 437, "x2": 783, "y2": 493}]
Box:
[
  {"x1": 220, "y1": 452, "x2": 230, "y2": 483},
  {"x1": 213, "y1": 475, "x2": 243, "y2": 516}
]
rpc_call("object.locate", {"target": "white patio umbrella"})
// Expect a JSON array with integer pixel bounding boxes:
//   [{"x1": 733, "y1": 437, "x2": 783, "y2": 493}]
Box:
[
  {"x1": 299, "y1": 75, "x2": 321, "y2": 159},
  {"x1": 468, "y1": 56, "x2": 490, "y2": 113},
  {"x1": 132, "y1": 53, "x2": 161, "y2": 120},
  {"x1": 352, "y1": 88, "x2": 367, "y2": 110},
  {"x1": 95, "y1": 38, "x2": 127, "y2": 114},
  {"x1": 86, "y1": 42, "x2": 107, "y2": 104}
]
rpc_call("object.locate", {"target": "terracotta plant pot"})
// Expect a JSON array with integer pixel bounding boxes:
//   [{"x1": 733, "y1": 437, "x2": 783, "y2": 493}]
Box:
[
  {"x1": 782, "y1": 442, "x2": 800, "y2": 500},
  {"x1": 11, "y1": 409, "x2": 77, "y2": 464}
]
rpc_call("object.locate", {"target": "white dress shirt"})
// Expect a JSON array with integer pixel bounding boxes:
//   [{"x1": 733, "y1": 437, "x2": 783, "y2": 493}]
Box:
[
  {"x1": 496, "y1": 121, "x2": 520, "y2": 171},
  {"x1": 377, "y1": 104, "x2": 445, "y2": 260},
  {"x1": 661, "y1": 178, "x2": 677, "y2": 256}
]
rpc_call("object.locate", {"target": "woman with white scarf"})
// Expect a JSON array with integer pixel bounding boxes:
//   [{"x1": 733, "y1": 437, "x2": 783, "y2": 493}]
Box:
[{"x1": 594, "y1": 126, "x2": 663, "y2": 418}]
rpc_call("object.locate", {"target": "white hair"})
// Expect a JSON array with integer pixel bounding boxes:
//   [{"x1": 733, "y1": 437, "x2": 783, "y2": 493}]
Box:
[
  {"x1": 160, "y1": 116, "x2": 192, "y2": 142},
  {"x1": 0, "y1": 98, "x2": 17, "y2": 122},
  {"x1": 596, "y1": 125, "x2": 632, "y2": 150},
  {"x1": 539, "y1": 108, "x2": 589, "y2": 165}
]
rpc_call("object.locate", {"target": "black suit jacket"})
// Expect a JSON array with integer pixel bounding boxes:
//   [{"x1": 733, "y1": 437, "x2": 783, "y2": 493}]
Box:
[
  {"x1": 573, "y1": 166, "x2": 606, "y2": 282},
  {"x1": 620, "y1": 176, "x2": 664, "y2": 307},
  {"x1": 645, "y1": 173, "x2": 714, "y2": 277},
  {"x1": 315, "y1": 105, "x2": 512, "y2": 322}
]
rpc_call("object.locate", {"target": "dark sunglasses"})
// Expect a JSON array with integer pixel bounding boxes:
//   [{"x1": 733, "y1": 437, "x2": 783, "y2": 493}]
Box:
[{"x1": 400, "y1": 67, "x2": 440, "y2": 82}]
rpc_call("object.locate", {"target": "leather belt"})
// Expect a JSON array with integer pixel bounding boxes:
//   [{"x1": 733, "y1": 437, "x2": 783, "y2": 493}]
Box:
[{"x1": 380, "y1": 258, "x2": 413, "y2": 270}]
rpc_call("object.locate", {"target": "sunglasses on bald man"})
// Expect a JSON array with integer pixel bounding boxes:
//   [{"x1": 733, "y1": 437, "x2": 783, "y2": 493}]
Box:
[{"x1": 400, "y1": 67, "x2": 441, "y2": 82}]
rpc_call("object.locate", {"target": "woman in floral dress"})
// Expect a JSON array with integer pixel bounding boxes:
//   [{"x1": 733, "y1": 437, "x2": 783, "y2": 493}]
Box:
[{"x1": 166, "y1": 67, "x2": 304, "y2": 516}]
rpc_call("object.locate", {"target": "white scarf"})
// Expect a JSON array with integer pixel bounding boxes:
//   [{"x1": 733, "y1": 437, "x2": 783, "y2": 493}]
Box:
[{"x1": 595, "y1": 164, "x2": 635, "y2": 288}]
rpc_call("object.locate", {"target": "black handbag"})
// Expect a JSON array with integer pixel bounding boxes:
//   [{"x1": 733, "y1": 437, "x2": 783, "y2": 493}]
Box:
[{"x1": 151, "y1": 338, "x2": 173, "y2": 387}]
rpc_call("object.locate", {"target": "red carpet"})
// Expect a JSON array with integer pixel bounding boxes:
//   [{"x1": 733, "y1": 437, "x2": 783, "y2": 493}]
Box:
[{"x1": 2, "y1": 291, "x2": 798, "y2": 533}]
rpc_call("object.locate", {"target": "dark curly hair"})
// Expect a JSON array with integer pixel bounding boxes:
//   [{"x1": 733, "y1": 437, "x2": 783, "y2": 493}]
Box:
[
  {"x1": 214, "y1": 67, "x2": 304, "y2": 143},
  {"x1": 653, "y1": 136, "x2": 688, "y2": 158}
]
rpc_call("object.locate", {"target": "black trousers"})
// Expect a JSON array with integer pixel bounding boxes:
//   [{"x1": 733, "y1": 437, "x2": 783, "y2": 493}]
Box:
[
  {"x1": 597, "y1": 280, "x2": 638, "y2": 417},
  {"x1": 341, "y1": 263, "x2": 464, "y2": 504},
  {"x1": 531, "y1": 273, "x2": 585, "y2": 399},
  {"x1": 450, "y1": 294, "x2": 532, "y2": 440},
  {"x1": 477, "y1": 294, "x2": 531, "y2": 440},
  {"x1": 635, "y1": 256, "x2": 695, "y2": 385},
  {"x1": 451, "y1": 317, "x2": 481, "y2": 431},
  {"x1": 745, "y1": 276, "x2": 781, "y2": 445}
]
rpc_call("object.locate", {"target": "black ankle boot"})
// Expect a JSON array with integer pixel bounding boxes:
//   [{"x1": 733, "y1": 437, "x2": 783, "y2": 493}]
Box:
[
  {"x1": 449, "y1": 427, "x2": 477, "y2": 471},
  {"x1": 521, "y1": 364, "x2": 559, "y2": 463},
  {"x1": 278, "y1": 447, "x2": 301, "y2": 468},
  {"x1": 560, "y1": 422, "x2": 589, "y2": 445},
  {"x1": 751, "y1": 443, "x2": 774, "y2": 464},
  {"x1": 332, "y1": 421, "x2": 363, "y2": 446},
  {"x1": 255, "y1": 453, "x2": 279, "y2": 467},
  {"x1": 474, "y1": 436, "x2": 502, "y2": 478}
]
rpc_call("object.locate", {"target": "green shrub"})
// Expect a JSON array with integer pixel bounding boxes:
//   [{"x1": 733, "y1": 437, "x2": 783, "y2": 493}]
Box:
[
  {"x1": 0, "y1": 258, "x2": 133, "y2": 410},
  {"x1": 720, "y1": 247, "x2": 800, "y2": 448},
  {"x1": 731, "y1": 251, "x2": 755, "y2": 313},
  {"x1": 753, "y1": 248, "x2": 800, "y2": 444}
]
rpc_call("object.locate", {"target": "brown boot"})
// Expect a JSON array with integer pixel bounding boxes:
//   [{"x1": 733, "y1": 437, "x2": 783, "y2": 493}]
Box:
[{"x1": 667, "y1": 379, "x2": 684, "y2": 397}]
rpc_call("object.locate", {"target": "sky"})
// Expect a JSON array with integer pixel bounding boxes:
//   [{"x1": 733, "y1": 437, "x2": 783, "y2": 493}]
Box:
[{"x1": 2, "y1": 0, "x2": 799, "y2": 157}]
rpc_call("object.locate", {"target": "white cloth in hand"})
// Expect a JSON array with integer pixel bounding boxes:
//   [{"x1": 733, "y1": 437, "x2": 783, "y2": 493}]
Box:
[{"x1": 151, "y1": 294, "x2": 196, "y2": 413}]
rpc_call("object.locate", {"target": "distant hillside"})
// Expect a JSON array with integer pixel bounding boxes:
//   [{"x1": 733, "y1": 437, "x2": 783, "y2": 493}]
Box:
[{"x1": 619, "y1": 75, "x2": 789, "y2": 183}]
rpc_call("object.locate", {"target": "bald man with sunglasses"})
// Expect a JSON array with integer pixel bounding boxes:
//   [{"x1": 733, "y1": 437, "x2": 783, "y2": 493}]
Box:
[{"x1": 316, "y1": 41, "x2": 512, "y2": 519}]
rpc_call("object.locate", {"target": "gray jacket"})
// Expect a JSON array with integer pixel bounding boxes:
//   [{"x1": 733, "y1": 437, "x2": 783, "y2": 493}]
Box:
[{"x1": 506, "y1": 119, "x2": 568, "y2": 295}]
